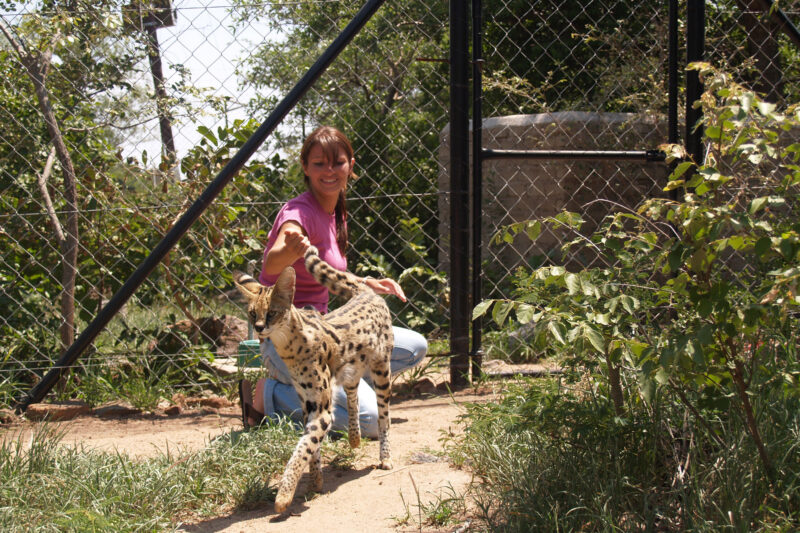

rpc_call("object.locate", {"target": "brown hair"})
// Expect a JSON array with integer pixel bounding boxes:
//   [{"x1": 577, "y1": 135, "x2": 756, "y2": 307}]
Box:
[{"x1": 300, "y1": 126, "x2": 356, "y2": 254}]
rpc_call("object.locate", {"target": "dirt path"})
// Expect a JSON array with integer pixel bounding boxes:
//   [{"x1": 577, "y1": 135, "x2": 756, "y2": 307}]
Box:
[{"x1": 3, "y1": 387, "x2": 496, "y2": 532}]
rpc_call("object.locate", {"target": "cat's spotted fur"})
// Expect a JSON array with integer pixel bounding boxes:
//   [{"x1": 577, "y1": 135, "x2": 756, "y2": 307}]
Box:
[{"x1": 233, "y1": 245, "x2": 393, "y2": 513}]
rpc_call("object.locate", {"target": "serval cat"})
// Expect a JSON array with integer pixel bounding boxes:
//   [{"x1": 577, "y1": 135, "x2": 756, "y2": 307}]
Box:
[{"x1": 233, "y1": 245, "x2": 393, "y2": 513}]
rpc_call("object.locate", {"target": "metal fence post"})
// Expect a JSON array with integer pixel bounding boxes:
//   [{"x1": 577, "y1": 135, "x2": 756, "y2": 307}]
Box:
[
  {"x1": 470, "y1": 0, "x2": 484, "y2": 381},
  {"x1": 686, "y1": 0, "x2": 705, "y2": 165},
  {"x1": 449, "y1": 0, "x2": 471, "y2": 388}
]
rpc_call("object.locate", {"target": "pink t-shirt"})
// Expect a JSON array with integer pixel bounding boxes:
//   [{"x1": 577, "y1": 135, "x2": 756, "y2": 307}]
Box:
[{"x1": 258, "y1": 191, "x2": 347, "y2": 313}]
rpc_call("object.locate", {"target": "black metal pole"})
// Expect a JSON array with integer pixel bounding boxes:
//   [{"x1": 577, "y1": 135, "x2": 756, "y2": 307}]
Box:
[
  {"x1": 668, "y1": 0, "x2": 680, "y2": 202},
  {"x1": 482, "y1": 149, "x2": 666, "y2": 161},
  {"x1": 668, "y1": 0, "x2": 679, "y2": 147},
  {"x1": 449, "y1": 0, "x2": 470, "y2": 388},
  {"x1": 470, "y1": 0, "x2": 483, "y2": 382},
  {"x1": 686, "y1": 0, "x2": 705, "y2": 165},
  {"x1": 16, "y1": 0, "x2": 388, "y2": 412}
]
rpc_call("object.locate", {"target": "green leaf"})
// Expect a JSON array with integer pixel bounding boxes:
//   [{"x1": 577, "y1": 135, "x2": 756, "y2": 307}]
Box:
[
  {"x1": 565, "y1": 273, "x2": 580, "y2": 295},
  {"x1": 584, "y1": 325, "x2": 605, "y2": 353},
  {"x1": 754, "y1": 236, "x2": 771, "y2": 258},
  {"x1": 525, "y1": 220, "x2": 542, "y2": 241},
  {"x1": 668, "y1": 246, "x2": 684, "y2": 272},
  {"x1": 516, "y1": 303, "x2": 536, "y2": 324},
  {"x1": 197, "y1": 125, "x2": 218, "y2": 145},
  {"x1": 749, "y1": 196, "x2": 768, "y2": 215},
  {"x1": 640, "y1": 376, "x2": 656, "y2": 403},
  {"x1": 554, "y1": 211, "x2": 583, "y2": 229},
  {"x1": 492, "y1": 300, "x2": 514, "y2": 326},
  {"x1": 472, "y1": 299, "x2": 494, "y2": 320},
  {"x1": 627, "y1": 340, "x2": 650, "y2": 359},
  {"x1": 757, "y1": 101, "x2": 776, "y2": 116},
  {"x1": 547, "y1": 320, "x2": 566, "y2": 344},
  {"x1": 620, "y1": 295, "x2": 637, "y2": 314},
  {"x1": 697, "y1": 298, "x2": 713, "y2": 318},
  {"x1": 581, "y1": 278, "x2": 599, "y2": 298},
  {"x1": 739, "y1": 91, "x2": 754, "y2": 112},
  {"x1": 697, "y1": 324, "x2": 713, "y2": 345},
  {"x1": 691, "y1": 340, "x2": 706, "y2": 367}
]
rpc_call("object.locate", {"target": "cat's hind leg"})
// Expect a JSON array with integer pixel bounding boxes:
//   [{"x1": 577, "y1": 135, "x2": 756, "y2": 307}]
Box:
[
  {"x1": 343, "y1": 383, "x2": 361, "y2": 448},
  {"x1": 369, "y1": 355, "x2": 393, "y2": 470}
]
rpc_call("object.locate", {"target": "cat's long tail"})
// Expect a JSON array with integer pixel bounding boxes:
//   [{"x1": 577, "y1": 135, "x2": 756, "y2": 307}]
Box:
[{"x1": 304, "y1": 246, "x2": 368, "y2": 299}]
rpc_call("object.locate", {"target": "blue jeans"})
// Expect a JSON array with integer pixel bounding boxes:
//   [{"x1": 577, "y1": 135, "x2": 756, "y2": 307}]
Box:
[{"x1": 260, "y1": 326, "x2": 427, "y2": 438}]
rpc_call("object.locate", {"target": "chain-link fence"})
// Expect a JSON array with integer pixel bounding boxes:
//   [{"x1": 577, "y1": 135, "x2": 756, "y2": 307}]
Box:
[{"x1": 1, "y1": 0, "x2": 798, "y2": 408}]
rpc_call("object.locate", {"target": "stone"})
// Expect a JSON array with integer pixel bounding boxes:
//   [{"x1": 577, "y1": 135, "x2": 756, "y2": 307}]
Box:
[
  {"x1": 412, "y1": 378, "x2": 437, "y2": 395},
  {"x1": 25, "y1": 401, "x2": 91, "y2": 421},
  {"x1": 186, "y1": 396, "x2": 233, "y2": 409},
  {"x1": 93, "y1": 402, "x2": 142, "y2": 418},
  {"x1": 0, "y1": 408, "x2": 19, "y2": 425},
  {"x1": 164, "y1": 405, "x2": 182, "y2": 416}
]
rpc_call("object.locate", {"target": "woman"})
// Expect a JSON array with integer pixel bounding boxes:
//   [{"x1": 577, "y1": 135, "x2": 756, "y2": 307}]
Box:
[{"x1": 239, "y1": 125, "x2": 427, "y2": 438}]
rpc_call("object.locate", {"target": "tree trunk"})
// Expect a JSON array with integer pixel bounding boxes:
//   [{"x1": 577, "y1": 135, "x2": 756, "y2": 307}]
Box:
[
  {"x1": 28, "y1": 66, "x2": 79, "y2": 353},
  {"x1": 606, "y1": 352, "x2": 625, "y2": 416},
  {"x1": 732, "y1": 358, "x2": 775, "y2": 483}
]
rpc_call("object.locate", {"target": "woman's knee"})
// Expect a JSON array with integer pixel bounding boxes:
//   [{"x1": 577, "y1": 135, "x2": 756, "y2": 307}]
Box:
[{"x1": 391, "y1": 327, "x2": 428, "y2": 373}]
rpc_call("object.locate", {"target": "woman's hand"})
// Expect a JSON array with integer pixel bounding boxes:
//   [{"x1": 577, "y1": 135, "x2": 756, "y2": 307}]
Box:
[
  {"x1": 364, "y1": 277, "x2": 407, "y2": 302},
  {"x1": 283, "y1": 227, "x2": 310, "y2": 257},
  {"x1": 262, "y1": 222, "x2": 310, "y2": 276}
]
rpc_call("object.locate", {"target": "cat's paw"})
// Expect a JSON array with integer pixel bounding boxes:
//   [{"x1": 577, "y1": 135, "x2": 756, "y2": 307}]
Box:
[
  {"x1": 349, "y1": 433, "x2": 361, "y2": 449},
  {"x1": 310, "y1": 468, "x2": 324, "y2": 492},
  {"x1": 379, "y1": 459, "x2": 393, "y2": 470},
  {"x1": 274, "y1": 493, "x2": 292, "y2": 514}
]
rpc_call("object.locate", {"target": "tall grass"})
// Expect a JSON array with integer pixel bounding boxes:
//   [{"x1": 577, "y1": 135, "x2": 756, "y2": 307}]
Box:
[
  {"x1": 0, "y1": 419, "x2": 326, "y2": 532},
  {"x1": 450, "y1": 377, "x2": 800, "y2": 532}
]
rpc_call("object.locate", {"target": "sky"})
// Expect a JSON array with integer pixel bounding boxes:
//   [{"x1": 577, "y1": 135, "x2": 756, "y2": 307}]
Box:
[{"x1": 125, "y1": 0, "x2": 268, "y2": 163}]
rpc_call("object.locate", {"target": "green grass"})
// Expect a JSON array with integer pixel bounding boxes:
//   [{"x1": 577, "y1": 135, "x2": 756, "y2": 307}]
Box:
[
  {"x1": 394, "y1": 475, "x2": 467, "y2": 531},
  {"x1": 449, "y1": 377, "x2": 800, "y2": 532},
  {"x1": 0, "y1": 418, "x2": 331, "y2": 532}
]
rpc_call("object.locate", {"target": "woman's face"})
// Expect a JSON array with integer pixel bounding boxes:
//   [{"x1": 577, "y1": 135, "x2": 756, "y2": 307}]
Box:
[{"x1": 303, "y1": 144, "x2": 353, "y2": 201}]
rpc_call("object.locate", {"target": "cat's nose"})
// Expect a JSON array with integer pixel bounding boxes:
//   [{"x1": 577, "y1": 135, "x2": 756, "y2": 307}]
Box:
[{"x1": 254, "y1": 323, "x2": 265, "y2": 332}]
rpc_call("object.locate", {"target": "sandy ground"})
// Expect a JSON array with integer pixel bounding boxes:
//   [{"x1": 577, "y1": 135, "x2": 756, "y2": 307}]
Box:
[{"x1": 1, "y1": 380, "x2": 505, "y2": 532}]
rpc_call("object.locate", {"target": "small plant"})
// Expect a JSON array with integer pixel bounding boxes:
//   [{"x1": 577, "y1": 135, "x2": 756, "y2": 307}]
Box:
[{"x1": 395, "y1": 473, "x2": 467, "y2": 531}]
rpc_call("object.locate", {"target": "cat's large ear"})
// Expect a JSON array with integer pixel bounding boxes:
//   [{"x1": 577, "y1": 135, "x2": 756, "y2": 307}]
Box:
[
  {"x1": 274, "y1": 266, "x2": 296, "y2": 305},
  {"x1": 233, "y1": 271, "x2": 261, "y2": 300}
]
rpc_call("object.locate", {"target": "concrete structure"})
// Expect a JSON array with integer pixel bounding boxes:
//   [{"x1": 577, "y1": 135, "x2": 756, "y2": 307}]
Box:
[{"x1": 438, "y1": 112, "x2": 668, "y2": 276}]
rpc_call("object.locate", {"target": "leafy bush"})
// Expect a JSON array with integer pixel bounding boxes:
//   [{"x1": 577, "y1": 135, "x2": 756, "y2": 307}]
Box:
[{"x1": 469, "y1": 64, "x2": 800, "y2": 529}]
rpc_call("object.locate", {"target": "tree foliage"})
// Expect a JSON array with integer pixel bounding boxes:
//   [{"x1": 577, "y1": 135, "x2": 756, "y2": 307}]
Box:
[{"x1": 476, "y1": 63, "x2": 800, "y2": 482}]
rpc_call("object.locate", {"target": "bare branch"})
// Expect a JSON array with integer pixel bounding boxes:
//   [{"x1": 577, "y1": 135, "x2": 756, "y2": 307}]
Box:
[{"x1": 35, "y1": 146, "x2": 65, "y2": 246}]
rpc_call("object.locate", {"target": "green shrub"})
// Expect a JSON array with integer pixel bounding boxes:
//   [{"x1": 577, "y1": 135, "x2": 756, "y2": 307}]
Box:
[{"x1": 469, "y1": 64, "x2": 800, "y2": 529}]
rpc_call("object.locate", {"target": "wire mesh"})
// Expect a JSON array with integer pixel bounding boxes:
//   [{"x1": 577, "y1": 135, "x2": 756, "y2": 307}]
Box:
[{"x1": 0, "y1": 0, "x2": 798, "y2": 407}]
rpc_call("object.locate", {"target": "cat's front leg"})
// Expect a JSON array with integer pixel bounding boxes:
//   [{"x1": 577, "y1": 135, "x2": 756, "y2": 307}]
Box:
[{"x1": 274, "y1": 392, "x2": 332, "y2": 513}]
